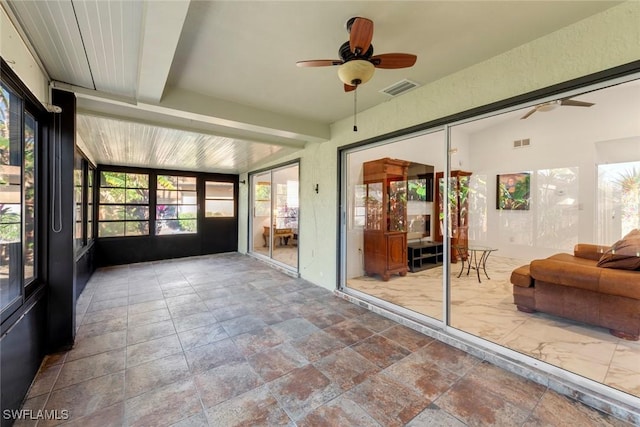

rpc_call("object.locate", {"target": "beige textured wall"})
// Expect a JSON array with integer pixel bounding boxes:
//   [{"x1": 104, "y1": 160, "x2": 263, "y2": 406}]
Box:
[{"x1": 239, "y1": 2, "x2": 640, "y2": 289}]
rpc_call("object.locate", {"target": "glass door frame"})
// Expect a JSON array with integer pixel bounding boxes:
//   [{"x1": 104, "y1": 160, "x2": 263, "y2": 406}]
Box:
[{"x1": 248, "y1": 160, "x2": 300, "y2": 274}]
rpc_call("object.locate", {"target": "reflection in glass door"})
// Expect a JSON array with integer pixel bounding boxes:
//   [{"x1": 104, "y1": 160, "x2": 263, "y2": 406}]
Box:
[
  {"x1": 597, "y1": 161, "x2": 640, "y2": 245},
  {"x1": 250, "y1": 164, "x2": 299, "y2": 271}
]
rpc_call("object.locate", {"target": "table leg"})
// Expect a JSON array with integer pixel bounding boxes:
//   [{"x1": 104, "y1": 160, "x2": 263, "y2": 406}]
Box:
[{"x1": 480, "y1": 250, "x2": 492, "y2": 280}]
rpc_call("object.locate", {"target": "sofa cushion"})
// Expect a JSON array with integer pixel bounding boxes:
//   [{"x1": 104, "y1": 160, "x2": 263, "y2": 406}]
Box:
[
  {"x1": 597, "y1": 229, "x2": 640, "y2": 270},
  {"x1": 511, "y1": 265, "x2": 532, "y2": 288}
]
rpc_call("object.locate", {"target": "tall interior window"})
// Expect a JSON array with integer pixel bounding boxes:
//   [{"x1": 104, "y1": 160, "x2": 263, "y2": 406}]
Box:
[
  {"x1": 250, "y1": 163, "x2": 299, "y2": 271},
  {"x1": 341, "y1": 76, "x2": 640, "y2": 401},
  {"x1": 156, "y1": 175, "x2": 197, "y2": 235},
  {"x1": 98, "y1": 172, "x2": 150, "y2": 237}
]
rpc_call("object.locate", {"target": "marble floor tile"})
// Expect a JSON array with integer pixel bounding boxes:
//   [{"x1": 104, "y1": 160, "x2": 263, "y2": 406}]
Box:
[
  {"x1": 66, "y1": 330, "x2": 127, "y2": 362},
  {"x1": 323, "y1": 319, "x2": 374, "y2": 346},
  {"x1": 124, "y1": 378, "x2": 202, "y2": 427},
  {"x1": 300, "y1": 307, "x2": 347, "y2": 329},
  {"x1": 169, "y1": 411, "x2": 209, "y2": 427},
  {"x1": 220, "y1": 314, "x2": 269, "y2": 337},
  {"x1": 247, "y1": 343, "x2": 309, "y2": 382},
  {"x1": 523, "y1": 390, "x2": 628, "y2": 427},
  {"x1": 205, "y1": 385, "x2": 292, "y2": 426},
  {"x1": 76, "y1": 317, "x2": 128, "y2": 340},
  {"x1": 43, "y1": 372, "x2": 125, "y2": 425},
  {"x1": 351, "y1": 335, "x2": 411, "y2": 369},
  {"x1": 384, "y1": 353, "x2": 461, "y2": 401},
  {"x1": 414, "y1": 340, "x2": 481, "y2": 376},
  {"x1": 434, "y1": 376, "x2": 531, "y2": 427},
  {"x1": 380, "y1": 324, "x2": 435, "y2": 351},
  {"x1": 313, "y1": 347, "x2": 380, "y2": 392},
  {"x1": 126, "y1": 334, "x2": 183, "y2": 367},
  {"x1": 465, "y1": 361, "x2": 547, "y2": 411},
  {"x1": 291, "y1": 330, "x2": 346, "y2": 362},
  {"x1": 127, "y1": 307, "x2": 172, "y2": 327},
  {"x1": 177, "y1": 323, "x2": 229, "y2": 350},
  {"x1": 125, "y1": 353, "x2": 191, "y2": 398},
  {"x1": 27, "y1": 362, "x2": 63, "y2": 398},
  {"x1": 345, "y1": 372, "x2": 430, "y2": 427},
  {"x1": 21, "y1": 253, "x2": 632, "y2": 427},
  {"x1": 60, "y1": 402, "x2": 124, "y2": 427},
  {"x1": 184, "y1": 338, "x2": 244, "y2": 374},
  {"x1": 270, "y1": 318, "x2": 320, "y2": 341},
  {"x1": 54, "y1": 348, "x2": 125, "y2": 390},
  {"x1": 126, "y1": 319, "x2": 176, "y2": 345},
  {"x1": 267, "y1": 365, "x2": 342, "y2": 421},
  {"x1": 405, "y1": 403, "x2": 467, "y2": 427},
  {"x1": 127, "y1": 299, "x2": 168, "y2": 316},
  {"x1": 194, "y1": 361, "x2": 264, "y2": 409},
  {"x1": 232, "y1": 326, "x2": 285, "y2": 356},
  {"x1": 297, "y1": 395, "x2": 380, "y2": 427},
  {"x1": 86, "y1": 296, "x2": 129, "y2": 313},
  {"x1": 172, "y1": 311, "x2": 218, "y2": 332}
]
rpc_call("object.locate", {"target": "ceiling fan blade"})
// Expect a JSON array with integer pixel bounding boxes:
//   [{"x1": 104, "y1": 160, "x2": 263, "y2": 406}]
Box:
[
  {"x1": 560, "y1": 98, "x2": 594, "y2": 107},
  {"x1": 344, "y1": 84, "x2": 356, "y2": 92},
  {"x1": 520, "y1": 107, "x2": 538, "y2": 120},
  {"x1": 296, "y1": 60, "x2": 342, "y2": 67},
  {"x1": 349, "y1": 17, "x2": 373, "y2": 55},
  {"x1": 370, "y1": 53, "x2": 417, "y2": 69}
]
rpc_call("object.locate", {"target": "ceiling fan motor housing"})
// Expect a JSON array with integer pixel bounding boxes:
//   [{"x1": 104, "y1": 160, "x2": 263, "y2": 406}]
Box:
[{"x1": 339, "y1": 41, "x2": 374, "y2": 62}]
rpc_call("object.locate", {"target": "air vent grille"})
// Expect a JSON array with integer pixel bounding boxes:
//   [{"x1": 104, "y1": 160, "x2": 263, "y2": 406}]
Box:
[
  {"x1": 513, "y1": 138, "x2": 531, "y2": 148},
  {"x1": 380, "y1": 79, "x2": 420, "y2": 97}
]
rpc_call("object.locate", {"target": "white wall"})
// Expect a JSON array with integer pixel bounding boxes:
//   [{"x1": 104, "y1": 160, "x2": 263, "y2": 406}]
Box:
[
  {"x1": 1, "y1": 6, "x2": 49, "y2": 106},
  {"x1": 461, "y1": 81, "x2": 640, "y2": 260},
  {"x1": 238, "y1": 2, "x2": 640, "y2": 291}
]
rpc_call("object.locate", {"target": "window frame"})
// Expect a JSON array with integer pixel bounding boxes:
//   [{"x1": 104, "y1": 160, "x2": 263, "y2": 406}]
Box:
[
  {"x1": 0, "y1": 65, "x2": 45, "y2": 322},
  {"x1": 97, "y1": 170, "x2": 151, "y2": 238},
  {"x1": 156, "y1": 174, "x2": 198, "y2": 235}
]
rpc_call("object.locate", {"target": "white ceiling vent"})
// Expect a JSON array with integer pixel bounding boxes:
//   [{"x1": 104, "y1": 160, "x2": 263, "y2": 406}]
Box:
[
  {"x1": 513, "y1": 138, "x2": 531, "y2": 148},
  {"x1": 380, "y1": 79, "x2": 420, "y2": 97}
]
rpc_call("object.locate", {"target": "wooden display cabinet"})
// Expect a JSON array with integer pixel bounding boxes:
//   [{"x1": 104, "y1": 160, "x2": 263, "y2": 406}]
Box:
[
  {"x1": 434, "y1": 170, "x2": 472, "y2": 262},
  {"x1": 363, "y1": 158, "x2": 410, "y2": 281}
]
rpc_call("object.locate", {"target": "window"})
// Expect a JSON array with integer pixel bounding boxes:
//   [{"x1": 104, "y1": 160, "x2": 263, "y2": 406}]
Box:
[
  {"x1": 23, "y1": 112, "x2": 36, "y2": 285},
  {"x1": 205, "y1": 181, "x2": 234, "y2": 217},
  {"x1": 98, "y1": 172, "x2": 149, "y2": 237},
  {"x1": 1, "y1": 81, "x2": 39, "y2": 313},
  {"x1": 156, "y1": 175, "x2": 197, "y2": 234},
  {"x1": 1, "y1": 83, "x2": 22, "y2": 311},
  {"x1": 87, "y1": 166, "x2": 94, "y2": 241},
  {"x1": 74, "y1": 153, "x2": 84, "y2": 250}
]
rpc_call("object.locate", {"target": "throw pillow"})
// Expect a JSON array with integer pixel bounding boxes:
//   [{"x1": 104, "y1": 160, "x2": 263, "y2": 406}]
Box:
[{"x1": 597, "y1": 229, "x2": 640, "y2": 270}]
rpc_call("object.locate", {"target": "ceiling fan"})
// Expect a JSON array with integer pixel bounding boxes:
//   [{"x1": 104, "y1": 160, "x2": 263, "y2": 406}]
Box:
[
  {"x1": 520, "y1": 97, "x2": 594, "y2": 119},
  {"x1": 296, "y1": 17, "x2": 417, "y2": 92}
]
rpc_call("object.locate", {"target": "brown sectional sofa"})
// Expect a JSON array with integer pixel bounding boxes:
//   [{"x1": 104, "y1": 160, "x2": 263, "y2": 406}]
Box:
[{"x1": 511, "y1": 243, "x2": 640, "y2": 341}]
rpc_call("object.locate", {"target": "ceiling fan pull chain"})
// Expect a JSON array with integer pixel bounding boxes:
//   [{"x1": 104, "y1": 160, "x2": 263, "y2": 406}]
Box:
[{"x1": 353, "y1": 87, "x2": 358, "y2": 132}]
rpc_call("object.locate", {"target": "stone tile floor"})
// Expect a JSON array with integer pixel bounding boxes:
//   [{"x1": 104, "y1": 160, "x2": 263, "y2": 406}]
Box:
[{"x1": 17, "y1": 253, "x2": 630, "y2": 426}]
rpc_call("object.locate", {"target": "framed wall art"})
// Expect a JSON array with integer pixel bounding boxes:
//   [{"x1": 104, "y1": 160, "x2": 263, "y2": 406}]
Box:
[{"x1": 497, "y1": 172, "x2": 530, "y2": 210}]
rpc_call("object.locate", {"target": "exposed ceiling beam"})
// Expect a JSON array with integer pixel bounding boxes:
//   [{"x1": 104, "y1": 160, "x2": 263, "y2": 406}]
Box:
[
  {"x1": 136, "y1": 0, "x2": 190, "y2": 103},
  {"x1": 74, "y1": 90, "x2": 313, "y2": 150},
  {"x1": 159, "y1": 87, "x2": 330, "y2": 143}
]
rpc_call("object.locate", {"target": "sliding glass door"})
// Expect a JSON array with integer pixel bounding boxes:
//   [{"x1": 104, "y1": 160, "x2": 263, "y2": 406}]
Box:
[{"x1": 250, "y1": 163, "x2": 299, "y2": 271}]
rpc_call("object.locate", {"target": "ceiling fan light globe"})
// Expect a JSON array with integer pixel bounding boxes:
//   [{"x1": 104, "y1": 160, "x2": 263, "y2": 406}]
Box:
[{"x1": 338, "y1": 60, "x2": 375, "y2": 86}]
